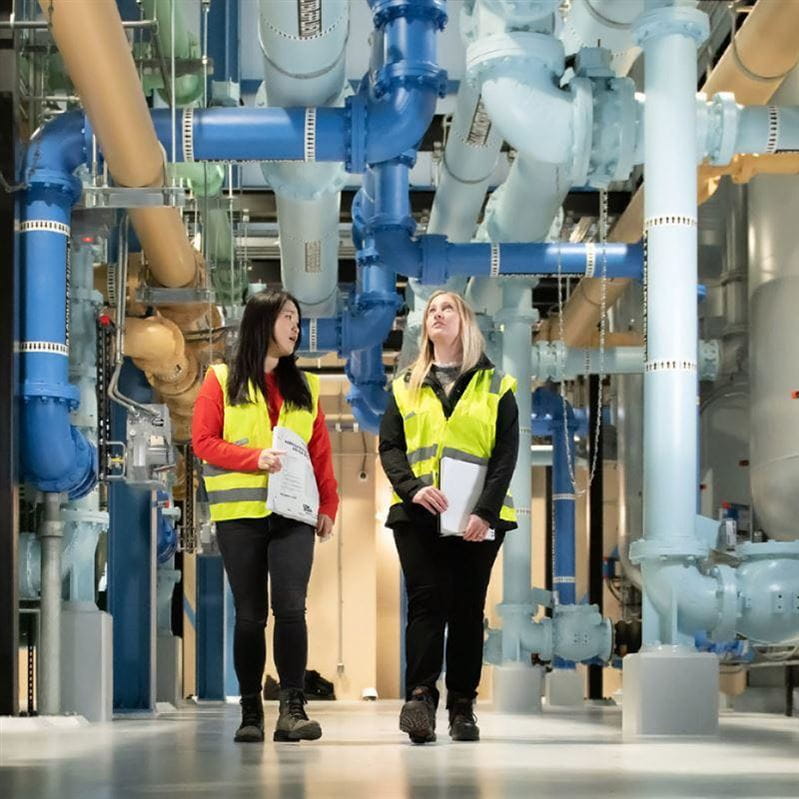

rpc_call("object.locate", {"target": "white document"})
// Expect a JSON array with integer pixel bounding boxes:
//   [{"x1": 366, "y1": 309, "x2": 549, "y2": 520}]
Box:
[
  {"x1": 439, "y1": 456, "x2": 495, "y2": 541},
  {"x1": 266, "y1": 426, "x2": 319, "y2": 527}
]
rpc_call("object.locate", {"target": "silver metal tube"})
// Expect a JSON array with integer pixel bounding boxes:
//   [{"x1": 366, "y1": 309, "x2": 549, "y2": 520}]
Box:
[
  {"x1": 38, "y1": 492, "x2": 64, "y2": 715},
  {"x1": 0, "y1": 19, "x2": 157, "y2": 29}
]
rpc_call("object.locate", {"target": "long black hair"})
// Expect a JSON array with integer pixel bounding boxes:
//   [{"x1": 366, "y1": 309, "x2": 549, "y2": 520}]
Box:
[{"x1": 227, "y1": 290, "x2": 313, "y2": 411}]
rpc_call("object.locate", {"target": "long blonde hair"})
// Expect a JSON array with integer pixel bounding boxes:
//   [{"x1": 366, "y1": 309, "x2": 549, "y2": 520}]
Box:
[{"x1": 407, "y1": 291, "x2": 485, "y2": 396}]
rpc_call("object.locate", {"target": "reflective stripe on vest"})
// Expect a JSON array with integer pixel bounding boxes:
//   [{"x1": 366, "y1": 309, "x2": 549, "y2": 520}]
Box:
[
  {"x1": 202, "y1": 364, "x2": 319, "y2": 522},
  {"x1": 391, "y1": 367, "x2": 517, "y2": 523}
]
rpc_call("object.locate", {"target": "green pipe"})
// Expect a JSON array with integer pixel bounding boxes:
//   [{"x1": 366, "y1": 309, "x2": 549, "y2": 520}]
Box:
[{"x1": 141, "y1": 0, "x2": 204, "y2": 107}]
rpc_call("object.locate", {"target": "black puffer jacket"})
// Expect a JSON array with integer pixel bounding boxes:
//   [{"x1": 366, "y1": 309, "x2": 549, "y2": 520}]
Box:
[{"x1": 378, "y1": 355, "x2": 520, "y2": 532}]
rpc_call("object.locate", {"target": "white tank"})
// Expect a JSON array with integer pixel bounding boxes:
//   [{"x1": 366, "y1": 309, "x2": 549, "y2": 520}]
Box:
[{"x1": 748, "y1": 66, "x2": 799, "y2": 541}]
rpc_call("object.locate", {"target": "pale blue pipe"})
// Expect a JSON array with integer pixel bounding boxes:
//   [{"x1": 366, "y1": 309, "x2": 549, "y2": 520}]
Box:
[
  {"x1": 735, "y1": 105, "x2": 799, "y2": 155},
  {"x1": 480, "y1": 156, "x2": 571, "y2": 243},
  {"x1": 637, "y1": 6, "x2": 705, "y2": 558},
  {"x1": 428, "y1": 81, "x2": 503, "y2": 241},
  {"x1": 497, "y1": 281, "x2": 536, "y2": 661},
  {"x1": 258, "y1": 0, "x2": 349, "y2": 318}
]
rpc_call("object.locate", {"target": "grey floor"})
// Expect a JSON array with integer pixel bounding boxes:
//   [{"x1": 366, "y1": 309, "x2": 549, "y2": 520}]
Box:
[{"x1": 1, "y1": 701, "x2": 798, "y2": 798}]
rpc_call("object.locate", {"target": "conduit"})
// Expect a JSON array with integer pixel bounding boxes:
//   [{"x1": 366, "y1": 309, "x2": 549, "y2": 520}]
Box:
[
  {"x1": 39, "y1": 0, "x2": 198, "y2": 289},
  {"x1": 544, "y1": 0, "x2": 799, "y2": 347}
]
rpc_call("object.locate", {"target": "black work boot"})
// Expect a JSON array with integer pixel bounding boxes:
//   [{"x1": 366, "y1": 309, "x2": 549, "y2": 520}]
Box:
[
  {"x1": 273, "y1": 688, "x2": 322, "y2": 742},
  {"x1": 399, "y1": 686, "x2": 437, "y2": 744},
  {"x1": 448, "y1": 696, "x2": 480, "y2": 741},
  {"x1": 234, "y1": 692, "x2": 265, "y2": 743}
]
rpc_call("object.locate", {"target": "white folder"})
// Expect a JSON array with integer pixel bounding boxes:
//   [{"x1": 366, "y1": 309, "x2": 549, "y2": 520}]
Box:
[
  {"x1": 439, "y1": 456, "x2": 495, "y2": 540},
  {"x1": 266, "y1": 426, "x2": 319, "y2": 526}
]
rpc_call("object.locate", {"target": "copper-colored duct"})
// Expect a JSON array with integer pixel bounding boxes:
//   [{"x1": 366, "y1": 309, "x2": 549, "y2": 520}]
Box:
[
  {"x1": 124, "y1": 315, "x2": 201, "y2": 441},
  {"x1": 39, "y1": 0, "x2": 197, "y2": 289},
  {"x1": 539, "y1": 0, "x2": 799, "y2": 346}
]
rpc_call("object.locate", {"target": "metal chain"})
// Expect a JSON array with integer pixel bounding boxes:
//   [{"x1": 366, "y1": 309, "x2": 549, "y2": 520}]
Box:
[{"x1": 556, "y1": 189, "x2": 609, "y2": 496}]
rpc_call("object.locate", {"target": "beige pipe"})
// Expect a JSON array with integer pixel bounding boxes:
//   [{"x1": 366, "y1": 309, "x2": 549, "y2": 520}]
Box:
[
  {"x1": 541, "y1": 0, "x2": 799, "y2": 346},
  {"x1": 40, "y1": 0, "x2": 196, "y2": 288},
  {"x1": 124, "y1": 315, "x2": 201, "y2": 441}
]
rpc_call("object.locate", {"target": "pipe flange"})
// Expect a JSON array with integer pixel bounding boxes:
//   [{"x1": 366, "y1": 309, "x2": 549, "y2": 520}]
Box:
[
  {"x1": 373, "y1": 62, "x2": 448, "y2": 99},
  {"x1": 371, "y1": 0, "x2": 448, "y2": 31},
  {"x1": 481, "y1": 0, "x2": 561, "y2": 25},
  {"x1": 22, "y1": 379, "x2": 80, "y2": 409},
  {"x1": 569, "y1": 77, "x2": 593, "y2": 186},
  {"x1": 736, "y1": 540, "x2": 799, "y2": 560},
  {"x1": 465, "y1": 32, "x2": 565, "y2": 86},
  {"x1": 631, "y1": 5, "x2": 709, "y2": 47},
  {"x1": 629, "y1": 537, "x2": 709, "y2": 564},
  {"x1": 24, "y1": 170, "x2": 82, "y2": 204},
  {"x1": 61, "y1": 508, "x2": 109, "y2": 527},
  {"x1": 706, "y1": 92, "x2": 739, "y2": 166},
  {"x1": 710, "y1": 563, "x2": 738, "y2": 643}
]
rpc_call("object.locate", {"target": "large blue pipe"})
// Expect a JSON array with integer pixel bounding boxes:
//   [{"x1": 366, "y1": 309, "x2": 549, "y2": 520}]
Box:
[
  {"x1": 20, "y1": 111, "x2": 96, "y2": 498},
  {"x1": 533, "y1": 388, "x2": 579, "y2": 670}
]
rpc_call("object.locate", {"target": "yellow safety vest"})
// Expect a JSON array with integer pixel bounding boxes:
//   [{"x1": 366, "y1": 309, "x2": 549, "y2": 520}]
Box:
[
  {"x1": 202, "y1": 363, "x2": 320, "y2": 522},
  {"x1": 391, "y1": 367, "x2": 517, "y2": 523}
]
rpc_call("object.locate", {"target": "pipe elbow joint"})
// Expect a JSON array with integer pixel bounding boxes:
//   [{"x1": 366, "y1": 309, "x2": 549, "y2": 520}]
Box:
[
  {"x1": 25, "y1": 110, "x2": 88, "y2": 180},
  {"x1": 23, "y1": 401, "x2": 97, "y2": 499},
  {"x1": 641, "y1": 559, "x2": 737, "y2": 643},
  {"x1": 363, "y1": 86, "x2": 442, "y2": 164}
]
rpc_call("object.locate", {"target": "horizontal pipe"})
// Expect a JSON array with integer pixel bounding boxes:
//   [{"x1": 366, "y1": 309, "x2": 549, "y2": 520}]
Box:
[{"x1": 735, "y1": 105, "x2": 799, "y2": 155}]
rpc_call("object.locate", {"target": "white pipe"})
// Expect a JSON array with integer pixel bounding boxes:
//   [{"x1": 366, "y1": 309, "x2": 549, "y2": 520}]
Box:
[
  {"x1": 38, "y1": 492, "x2": 64, "y2": 715},
  {"x1": 257, "y1": 0, "x2": 349, "y2": 317},
  {"x1": 428, "y1": 82, "x2": 503, "y2": 241},
  {"x1": 560, "y1": 0, "x2": 643, "y2": 76},
  {"x1": 480, "y1": 156, "x2": 571, "y2": 243},
  {"x1": 498, "y1": 280, "x2": 537, "y2": 661},
  {"x1": 471, "y1": 33, "x2": 573, "y2": 164}
]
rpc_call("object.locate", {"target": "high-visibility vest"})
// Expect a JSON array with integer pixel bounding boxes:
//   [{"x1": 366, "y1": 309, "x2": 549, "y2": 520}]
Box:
[
  {"x1": 390, "y1": 367, "x2": 517, "y2": 523},
  {"x1": 202, "y1": 363, "x2": 319, "y2": 522}
]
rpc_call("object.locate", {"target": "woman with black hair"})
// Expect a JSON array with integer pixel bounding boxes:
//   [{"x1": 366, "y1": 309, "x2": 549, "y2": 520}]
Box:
[{"x1": 192, "y1": 290, "x2": 338, "y2": 744}]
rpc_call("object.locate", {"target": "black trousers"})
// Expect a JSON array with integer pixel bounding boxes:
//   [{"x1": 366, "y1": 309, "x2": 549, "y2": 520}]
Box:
[
  {"x1": 216, "y1": 515, "x2": 315, "y2": 697},
  {"x1": 393, "y1": 521, "x2": 504, "y2": 706}
]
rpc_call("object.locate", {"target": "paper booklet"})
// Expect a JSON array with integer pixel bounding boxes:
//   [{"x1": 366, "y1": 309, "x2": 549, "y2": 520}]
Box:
[
  {"x1": 439, "y1": 456, "x2": 495, "y2": 541},
  {"x1": 266, "y1": 426, "x2": 320, "y2": 527}
]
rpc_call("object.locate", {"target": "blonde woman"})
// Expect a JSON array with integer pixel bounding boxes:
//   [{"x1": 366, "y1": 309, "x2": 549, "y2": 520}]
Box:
[{"x1": 379, "y1": 291, "x2": 519, "y2": 744}]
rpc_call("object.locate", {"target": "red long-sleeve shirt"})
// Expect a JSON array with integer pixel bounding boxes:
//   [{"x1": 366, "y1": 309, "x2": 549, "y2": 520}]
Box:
[{"x1": 192, "y1": 369, "x2": 339, "y2": 522}]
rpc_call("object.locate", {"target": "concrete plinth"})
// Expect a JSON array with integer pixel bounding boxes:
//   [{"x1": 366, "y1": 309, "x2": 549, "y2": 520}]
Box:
[
  {"x1": 545, "y1": 668, "x2": 584, "y2": 707},
  {"x1": 491, "y1": 663, "x2": 543, "y2": 714},
  {"x1": 61, "y1": 603, "x2": 113, "y2": 722},
  {"x1": 622, "y1": 646, "x2": 719, "y2": 737},
  {"x1": 157, "y1": 634, "x2": 183, "y2": 706}
]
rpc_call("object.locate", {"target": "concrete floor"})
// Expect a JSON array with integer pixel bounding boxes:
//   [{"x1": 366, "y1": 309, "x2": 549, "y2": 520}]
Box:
[{"x1": 1, "y1": 702, "x2": 798, "y2": 798}]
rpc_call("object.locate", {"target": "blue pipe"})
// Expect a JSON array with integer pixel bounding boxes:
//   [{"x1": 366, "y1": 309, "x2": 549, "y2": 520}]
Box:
[
  {"x1": 358, "y1": 0, "x2": 448, "y2": 165},
  {"x1": 20, "y1": 111, "x2": 96, "y2": 498},
  {"x1": 346, "y1": 346, "x2": 389, "y2": 433},
  {"x1": 208, "y1": 0, "x2": 239, "y2": 85}
]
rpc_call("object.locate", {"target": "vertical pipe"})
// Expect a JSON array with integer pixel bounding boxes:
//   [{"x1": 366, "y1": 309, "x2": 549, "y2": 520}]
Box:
[
  {"x1": 633, "y1": 3, "x2": 708, "y2": 644},
  {"x1": 552, "y1": 403, "x2": 577, "y2": 608},
  {"x1": 38, "y1": 492, "x2": 64, "y2": 715},
  {"x1": 0, "y1": 40, "x2": 19, "y2": 716},
  {"x1": 587, "y1": 373, "x2": 604, "y2": 698},
  {"x1": 552, "y1": 396, "x2": 577, "y2": 671},
  {"x1": 499, "y1": 280, "x2": 536, "y2": 660}
]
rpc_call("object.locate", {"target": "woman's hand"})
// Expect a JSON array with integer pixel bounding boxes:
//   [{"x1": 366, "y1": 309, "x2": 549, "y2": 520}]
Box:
[
  {"x1": 412, "y1": 486, "x2": 449, "y2": 514},
  {"x1": 463, "y1": 514, "x2": 490, "y2": 542},
  {"x1": 257, "y1": 448, "x2": 286, "y2": 473},
  {"x1": 316, "y1": 513, "x2": 334, "y2": 541}
]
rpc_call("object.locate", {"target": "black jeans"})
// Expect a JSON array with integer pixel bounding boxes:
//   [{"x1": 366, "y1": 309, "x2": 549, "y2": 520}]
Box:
[
  {"x1": 393, "y1": 521, "x2": 504, "y2": 706},
  {"x1": 216, "y1": 515, "x2": 315, "y2": 697}
]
